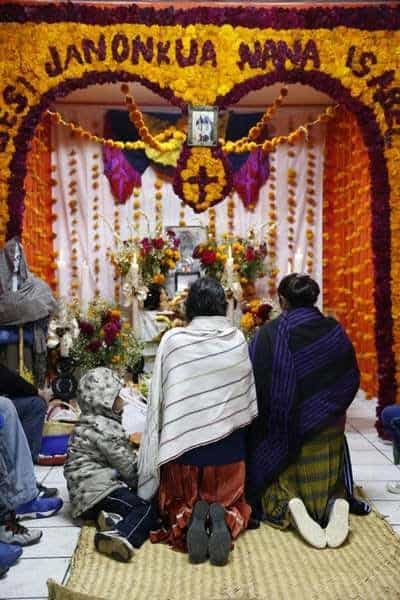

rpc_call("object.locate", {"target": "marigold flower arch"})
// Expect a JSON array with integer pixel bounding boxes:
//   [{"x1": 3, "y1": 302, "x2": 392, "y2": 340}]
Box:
[{"x1": 0, "y1": 3, "x2": 399, "y2": 430}]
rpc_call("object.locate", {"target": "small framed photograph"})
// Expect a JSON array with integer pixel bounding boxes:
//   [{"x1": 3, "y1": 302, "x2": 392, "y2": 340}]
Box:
[
  {"x1": 188, "y1": 106, "x2": 218, "y2": 147},
  {"x1": 175, "y1": 271, "x2": 200, "y2": 292},
  {"x1": 166, "y1": 226, "x2": 208, "y2": 264}
]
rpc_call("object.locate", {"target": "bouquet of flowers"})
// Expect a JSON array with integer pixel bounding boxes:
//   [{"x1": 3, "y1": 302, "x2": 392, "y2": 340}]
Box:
[
  {"x1": 109, "y1": 230, "x2": 180, "y2": 285},
  {"x1": 139, "y1": 230, "x2": 180, "y2": 285},
  {"x1": 70, "y1": 299, "x2": 143, "y2": 375},
  {"x1": 193, "y1": 239, "x2": 228, "y2": 280},
  {"x1": 240, "y1": 298, "x2": 278, "y2": 341},
  {"x1": 230, "y1": 238, "x2": 268, "y2": 285},
  {"x1": 193, "y1": 235, "x2": 268, "y2": 284}
]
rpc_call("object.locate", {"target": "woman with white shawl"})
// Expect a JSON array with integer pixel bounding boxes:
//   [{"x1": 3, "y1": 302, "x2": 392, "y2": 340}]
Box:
[{"x1": 138, "y1": 277, "x2": 258, "y2": 566}]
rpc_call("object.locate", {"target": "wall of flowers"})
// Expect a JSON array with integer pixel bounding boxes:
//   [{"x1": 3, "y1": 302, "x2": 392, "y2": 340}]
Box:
[{"x1": 0, "y1": 3, "x2": 399, "y2": 430}]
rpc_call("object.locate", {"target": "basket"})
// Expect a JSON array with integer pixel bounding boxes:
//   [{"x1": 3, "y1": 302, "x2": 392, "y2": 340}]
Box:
[{"x1": 38, "y1": 400, "x2": 80, "y2": 466}]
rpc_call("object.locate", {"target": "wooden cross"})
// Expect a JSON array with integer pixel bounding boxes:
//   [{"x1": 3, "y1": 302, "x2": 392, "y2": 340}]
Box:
[{"x1": 187, "y1": 166, "x2": 219, "y2": 204}]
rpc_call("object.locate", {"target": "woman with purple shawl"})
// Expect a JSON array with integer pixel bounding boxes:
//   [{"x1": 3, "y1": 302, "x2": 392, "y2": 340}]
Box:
[{"x1": 246, "y1": 274, "x2": 360, "y2": 549}]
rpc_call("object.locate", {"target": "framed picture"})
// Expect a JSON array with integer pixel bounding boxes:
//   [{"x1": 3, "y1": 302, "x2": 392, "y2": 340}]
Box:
[
  {"x1": 187, "y1": 105, "x2": 218, "y2": 147},
  {"x1": 166, "y1": 225, "x2": 208, "y2": 263},
  {"x1": 175, "y1": 271, "x2": 200, "y2": 292}
]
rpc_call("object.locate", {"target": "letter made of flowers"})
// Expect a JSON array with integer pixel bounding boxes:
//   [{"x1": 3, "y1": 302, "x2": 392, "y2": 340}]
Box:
[{"x1": 173, "y1": 144, "x2": 233, "y2": 212}]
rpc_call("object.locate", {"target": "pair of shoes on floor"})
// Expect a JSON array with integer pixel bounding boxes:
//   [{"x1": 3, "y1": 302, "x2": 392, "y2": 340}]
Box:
[
  {"x1": 288, "y1": 498, "x2": 349, "y2": 549},
  {"x1": 16, "y1": 495, "x2": 63, "y2": 520},
  {"x1": 0, "y1": 541, "x2": 22, "y2": 577},
  {"x1": 187, "y1": 501, "x2": 232, "y2": 566},
  {"x1": 0, "y1": 513, "x2": 43, "y2": 546},
  {"x1": 37, "y1": 482, "x2": 59, "y2": 498}
]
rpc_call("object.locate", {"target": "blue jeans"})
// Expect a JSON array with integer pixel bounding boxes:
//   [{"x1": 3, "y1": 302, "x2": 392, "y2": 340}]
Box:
[
  {"x1": 381, "y1": 405, "x2": 400, "y2": 460},
  {"x1": 0, "y1": 397, "x2": 37, "y2": 521},
  {"x1": 9, "y1": 396, "x2": 46, "y2": 463}
]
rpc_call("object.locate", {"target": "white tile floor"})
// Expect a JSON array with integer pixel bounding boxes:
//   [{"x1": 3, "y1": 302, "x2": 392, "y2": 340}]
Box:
[{"x1": 2, "y1": 394, "x2": 400, "y2": 599}]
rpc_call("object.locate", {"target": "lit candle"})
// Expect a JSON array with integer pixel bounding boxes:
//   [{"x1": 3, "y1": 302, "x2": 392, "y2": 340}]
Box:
[
  {"x1": 294, "y1": 249, "x2": 303, "y2": 273},
  {"x1": 226, "y1": 245, "x2": 234, "y2": 289},
  {"x1": 287, "y1": 256, "x2": 293, "y2": 274},
  {"x1": 130, "y1": 250, "x2": 139, "y2": 289}
]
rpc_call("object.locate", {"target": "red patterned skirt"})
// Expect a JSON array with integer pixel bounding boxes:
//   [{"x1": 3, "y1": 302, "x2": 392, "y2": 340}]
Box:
[{"x1": 150, "y1": 461, "x2": 251, "y2": 551}]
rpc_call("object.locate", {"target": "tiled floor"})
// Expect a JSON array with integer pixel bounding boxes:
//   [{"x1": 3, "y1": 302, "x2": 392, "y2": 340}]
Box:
[{"x1": 2, "y1": 393, "x2": 400, "y2": 599}]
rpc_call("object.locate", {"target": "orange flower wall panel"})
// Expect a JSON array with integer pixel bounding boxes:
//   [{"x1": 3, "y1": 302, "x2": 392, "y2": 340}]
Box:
[
  {"x1": 22, "y1": 118, "x2": 57, "y2": 291},
  {"x1": 323, "y1": 111, "x2": 377, "y2": 398}
]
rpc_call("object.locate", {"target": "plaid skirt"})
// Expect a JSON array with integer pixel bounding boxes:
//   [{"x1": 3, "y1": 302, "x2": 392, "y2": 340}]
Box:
[
  {"x1": 150, "y1": 461, "x2": 251, "y2": 551},
  {"x1": 262, "y1": 423, "x2": 345, "y2": 529}
]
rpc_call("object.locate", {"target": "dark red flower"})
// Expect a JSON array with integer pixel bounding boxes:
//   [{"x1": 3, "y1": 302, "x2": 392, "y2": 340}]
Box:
[
  {"x1": 87, "y1": 339, "x2": 102, "y2": 352},
  {"x1": 246, "y1": 247, "x2": 255, "y2": 261},
  {"x1": 257, "y1": 303, "x2": 272, "y2": 323},
  {"x1": 201, "y1": 250, "x2": 217, "y2": 265},
  {"x1": 152, "y1": 237, "x2": 164, "y2": 250},
  {"x1": 79, "y1": 320, "x2": 94, "y2": 336},
  {"x1": 103, "y1": 321, "x2": 119, "y2": 345}
]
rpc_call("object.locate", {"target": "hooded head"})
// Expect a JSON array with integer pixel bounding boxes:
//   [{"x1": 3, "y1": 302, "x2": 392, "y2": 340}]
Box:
[
  {"x1": 77, "y1": 367, "x2": 123, "y2": 420},
  {"x1": 0, "y1": 237, "x2": 30, "y2": 295}
]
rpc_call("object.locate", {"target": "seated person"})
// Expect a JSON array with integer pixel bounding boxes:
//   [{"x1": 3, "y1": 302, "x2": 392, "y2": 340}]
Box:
[
  {"x1": 0, "y1": 396, "x2": 62, "y2": 554},
  {"x1": 138, "y1": 277, "x2": 258, "y2": 566},
  {"x1": 0, "y1": 363, "x2": 56, "y2": 497},
  {"x1": 247, "y1": 274, "x2": 360, "y2": 549},
  {"x1": 64, "y1": 368, "x2": 156, "y2": 563}
]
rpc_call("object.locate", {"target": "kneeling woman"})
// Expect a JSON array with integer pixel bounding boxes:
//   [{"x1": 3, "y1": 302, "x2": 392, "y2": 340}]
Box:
[
  {"x1": 138, "y1": 278, "x2": 258, "y2": 565},
  {"x1": 247, "y1": 274, "x2": 360, "y2": 549}
]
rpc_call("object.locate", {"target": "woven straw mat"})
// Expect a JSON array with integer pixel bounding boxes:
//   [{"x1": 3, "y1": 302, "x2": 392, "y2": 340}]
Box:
[{"x1": 48, "y1": 508, "x2": 400, "y2": 600}]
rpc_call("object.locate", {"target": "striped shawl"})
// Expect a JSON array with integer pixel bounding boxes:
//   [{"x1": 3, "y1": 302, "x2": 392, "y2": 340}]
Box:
[
  {"x1": 246, "y1": 307, "x2": 360, "y2": 507},
  {"x1": 138, "y1": 316, "x2": 258, "y2": 500}
]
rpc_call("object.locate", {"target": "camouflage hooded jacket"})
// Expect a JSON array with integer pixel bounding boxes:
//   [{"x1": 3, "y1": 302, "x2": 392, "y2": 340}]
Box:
[{"x1": 64, "y1": 368, "x2": 138, "y2": 518}]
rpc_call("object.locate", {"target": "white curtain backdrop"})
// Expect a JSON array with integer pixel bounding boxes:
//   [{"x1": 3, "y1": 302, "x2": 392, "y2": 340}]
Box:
[{"x1": 51, "y1": 105, "x2": 325, "y2": 303}]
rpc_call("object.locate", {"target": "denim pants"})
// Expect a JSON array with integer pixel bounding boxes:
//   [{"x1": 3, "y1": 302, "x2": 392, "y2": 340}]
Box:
[
  {"x1": 93, "y1": 488, "x2": 157, "y2": 548},
  {"x1": 0, "y1": 396, "x2": 38, "y2": 521},
  {"x1": 10, "y1": 395, "x2": 46, "y2": 463}
]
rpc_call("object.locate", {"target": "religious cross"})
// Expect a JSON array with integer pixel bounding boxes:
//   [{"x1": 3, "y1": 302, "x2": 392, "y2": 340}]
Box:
[{"x1": 187, "y1": 166, "x2": 218, "y2": 204}]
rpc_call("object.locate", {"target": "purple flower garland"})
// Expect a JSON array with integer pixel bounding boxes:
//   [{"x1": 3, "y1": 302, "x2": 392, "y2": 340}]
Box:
[
  {"x1": 3, "y1": 3, "x2": 397, "y2": 432},
  {"x1": 1, "y1": 3, "x2": 399, "y2": 30}
]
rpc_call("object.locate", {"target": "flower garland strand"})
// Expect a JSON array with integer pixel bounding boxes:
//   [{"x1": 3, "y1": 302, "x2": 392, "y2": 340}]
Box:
[
  {"x1": 287, "y1": 164, "x2": 297, "y2": 259},
  {"x1": 222, "y1": 105, "x2": 338, "y2": 154},
  {"x1": 154, "y1": 177, "x2": 163, "y2": 230},
  {"x1": 305, "y1": 135, "x2": 317, "y2": 275},
  {"x1": 66, "y1": 149, "x2": 79, "y2": 297},
  {"x1": 132, "y1": 188, "x2": 141, "y2": 236},
  {"x1": 208, "y1": 207, "x2": 216, "y2": 240},
  {"x1": 179, "y1": 200, "x2": 186, "y2": 227},
  {"x1": 121, "y1": 84, "x2": 185, "y2": 152},
  {"x1": 227, "y1": 192, "x2": 235, "y2": 235},
  {"x1": 266, "y1": 152, "x2": 278, "y2": 296},
  {"x1": 91, "y1": 152, "x2": 101, "y2": 296},
  {"x1": 113, "y1": 206, "x2": 121, "y2": 302}
]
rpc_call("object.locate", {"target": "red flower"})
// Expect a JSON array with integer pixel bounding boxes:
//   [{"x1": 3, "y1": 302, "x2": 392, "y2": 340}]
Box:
[
  {"x1": 103, "y1": 321, "x2": 119, "y2": 345},
  {"x1": 246, "y1": 247, "x2": 255, "y2": 261},
  {"x1": 87, "y1": 339, "x2": 102, "y2": 352},
  {"x1": 152, "y1": 237, "x2": 164, "y2": 250},
  {"x1": 79, "y1": 320, "x2": 94, "y2": 336},
  {"x1": 201, "y1": 250, "x2": 217, "y2": 265},
  {"x1": 141, "y1": 237, "x2": 151, "y2": 251},
  {"x1": 257, "y1": 303, "x2": 272, "y2": 323}
]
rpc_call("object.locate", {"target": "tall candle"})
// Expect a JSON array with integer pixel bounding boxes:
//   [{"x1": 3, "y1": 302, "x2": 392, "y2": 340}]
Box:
[
  {"x1": 294, "y1": 249, "x2": 303, "y2": 273},
  {"x1": 226, "y1": 245, "x2": 234, "y2": 289},
  {"x1": 130, "y1": 250, "x2": 139, "y2": 289},
  {"x1": 287, "y1": 256, "x2": 293, "y2": 274}
]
